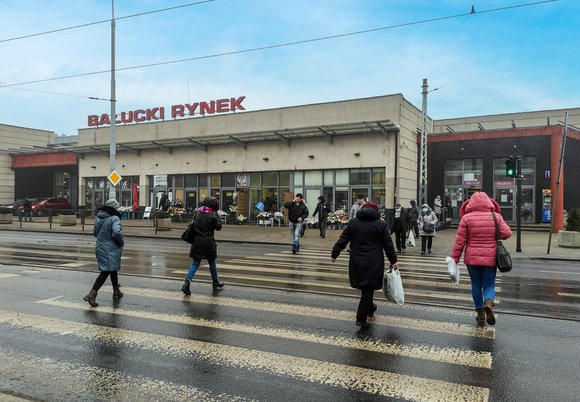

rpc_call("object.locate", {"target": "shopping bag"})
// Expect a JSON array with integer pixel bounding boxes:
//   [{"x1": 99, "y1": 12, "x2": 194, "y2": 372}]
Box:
[
  {"x1": 383, "y1": 266, "x2": 404, "y2": 305},
  {"x1": 445, "y1": 256, "x2": 460, "y2": 284},
  {"x1": 406, "y1": 231, "x2": 415, "y2": 247}
]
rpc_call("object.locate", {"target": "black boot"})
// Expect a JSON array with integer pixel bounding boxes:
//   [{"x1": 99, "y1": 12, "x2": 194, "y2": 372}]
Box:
[
  {"x1": 181, "y1": 279, "x2": 191, "y2": 295},
  {"x1": 113, "y1": 285, "x2": 124, "y2": 299},
  {"x1": 212, "y1": 279, "x2": 224, "y2": 290}
]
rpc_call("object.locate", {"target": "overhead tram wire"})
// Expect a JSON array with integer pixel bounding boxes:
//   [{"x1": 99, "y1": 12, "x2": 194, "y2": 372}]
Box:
[
  {"x1": 0, "y1": 0, "x2": 559, "y2": 90},
  {"x1": 0, "y1": 0, "x2": 217, "y2": 44},
  {"x1": 1, "y1": 85, "x2": 111, "y2": 101}
]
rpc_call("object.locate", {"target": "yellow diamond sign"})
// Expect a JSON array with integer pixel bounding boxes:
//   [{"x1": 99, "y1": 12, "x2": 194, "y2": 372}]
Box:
[{"x1": 107, "y1": 170, "x2": 122, "y2": 187}]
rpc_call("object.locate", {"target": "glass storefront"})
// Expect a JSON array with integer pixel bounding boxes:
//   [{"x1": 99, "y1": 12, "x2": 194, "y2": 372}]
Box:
[
  {"x1": 493, "y1": 157, "x2": 535, "y2": 223},
  {"x1": 84, "y1": 176, "x2": 139, "y2": 215},
  {"x1": 159, "y1": 167, "x2": 386, "y2": 221},
  {"x1": 444, "y1": 159, "x2": 483, "y2": 221}
]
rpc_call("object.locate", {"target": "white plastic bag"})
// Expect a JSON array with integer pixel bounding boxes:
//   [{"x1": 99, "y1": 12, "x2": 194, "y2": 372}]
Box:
[
  {"x1": 446, "y1": 256, "x2": 460, "y2": 284},
  {"x1": 406, "y1": 231, "x2": 415, "y2": 247},
  {"x1": 383, "y1": 267, "x2": 405, "y2": 304}
]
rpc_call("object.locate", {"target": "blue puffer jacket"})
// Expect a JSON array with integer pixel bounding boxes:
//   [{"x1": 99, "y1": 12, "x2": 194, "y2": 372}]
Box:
[{"x1": 93, "y1": 206, "x2": 124, "y2": 272}]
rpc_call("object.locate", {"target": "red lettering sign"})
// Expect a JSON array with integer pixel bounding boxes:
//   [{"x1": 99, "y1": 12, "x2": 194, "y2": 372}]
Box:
[{"x1": 88, "y1": 96, "x2": 245, "y2": 127}]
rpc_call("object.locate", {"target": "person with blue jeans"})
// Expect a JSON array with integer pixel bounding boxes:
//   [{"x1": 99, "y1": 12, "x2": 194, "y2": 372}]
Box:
[
  {"x1": 181, "y1": 197, "x2": 223, "y2": 295},
  {"x1": 284, "y1": 193, "x2": 309, "y2": 254},
  {"x1": 451, "y1": 192, "x2": 511, "y2": 325}
]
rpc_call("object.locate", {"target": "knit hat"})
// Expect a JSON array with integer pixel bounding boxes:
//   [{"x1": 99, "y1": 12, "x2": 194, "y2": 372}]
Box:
[
  {"x1": 361, "y1": 202, "x2": 379, "y2": 212},
  {"x1": 105, "y1": 199, "x2": 120, "y2": 210}
]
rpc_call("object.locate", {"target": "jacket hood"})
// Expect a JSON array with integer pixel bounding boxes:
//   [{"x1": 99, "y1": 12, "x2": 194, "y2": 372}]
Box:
[
  {"x1": 356, "y1": 207, "x2": 380, "y2": 221},
  {"x1": 421, "y1": 205, "x2": 432, "y2": 215},
  {"x1": 97, "y1": 206, "x2": 121, "y2": 218},
  {"x1": 459, "y1": 192, "x2": 501, "y2": 217}
]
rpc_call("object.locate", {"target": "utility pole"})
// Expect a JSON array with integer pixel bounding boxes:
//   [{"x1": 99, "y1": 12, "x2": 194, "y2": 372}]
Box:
[
  {"x1": 515, "y1": 152, "x2": 522, "y2": 252},
  {"x1": 419, "y1": 79, "x2": 428, "y2": 206},
  {"x1": 108, "y1": 0, "x2": 117, "y2": 200}
]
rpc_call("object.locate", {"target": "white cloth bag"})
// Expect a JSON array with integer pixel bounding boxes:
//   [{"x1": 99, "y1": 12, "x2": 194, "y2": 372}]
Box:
[
  {"x1": 383, "y1": 267, "x2": 405, "y2": 305},
  {"x1": 446, "y1": 256, "x2": 460, "y2": 284},
  {"x1": 406, "y1": 231, "x2": 415, "y2": 247}
]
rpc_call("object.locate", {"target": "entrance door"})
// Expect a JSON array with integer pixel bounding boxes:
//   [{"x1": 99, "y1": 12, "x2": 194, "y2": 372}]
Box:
[
  {"x1": 494, "y1": 188, "x2": 514, "y2": 222},
  {"x1": 305, "y1": 188, "x2": 321, "y2": 218},
  {"x1": 185, "y1": 190, "x2": 197, "y2": 212}
]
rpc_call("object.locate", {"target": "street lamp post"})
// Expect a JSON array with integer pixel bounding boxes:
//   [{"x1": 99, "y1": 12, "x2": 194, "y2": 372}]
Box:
[{"x1": 108, "y1": 0, "x2": 117, "y2": 200}]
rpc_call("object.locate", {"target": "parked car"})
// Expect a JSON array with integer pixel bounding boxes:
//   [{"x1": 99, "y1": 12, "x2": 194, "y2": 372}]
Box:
[
  {"x1": 27, "y1": 197, "x2": 73, "y2": 217},
  {"x1": 0, "y1": 199, "x2": 27, "y2": 215}
]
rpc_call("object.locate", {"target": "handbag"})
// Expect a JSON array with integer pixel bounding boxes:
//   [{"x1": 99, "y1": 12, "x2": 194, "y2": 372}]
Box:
[
  {"x1": 383, "y1": 266, "x2": 405, "y2": 304},
  {"x1": 181, "y1": 222, "x2": 196, "y2": 244},
  {"x1": 491, "y1": 212, "x2": 512, "y2": 273}
]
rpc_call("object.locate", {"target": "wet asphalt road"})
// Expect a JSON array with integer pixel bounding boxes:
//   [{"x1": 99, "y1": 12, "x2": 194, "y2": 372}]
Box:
[{"x1": 0, "y1": 231, "x2": 579, "y2": 401}]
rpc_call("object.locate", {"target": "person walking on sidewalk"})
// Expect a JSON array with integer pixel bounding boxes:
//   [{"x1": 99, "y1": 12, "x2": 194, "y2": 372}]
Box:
[
  {"x1": 409, "y1": 200, "x2": 420, "y2": 237},
  {"x1": 450, "y1": 192, "x2": 512, "y2": 326},
  {"x1": 313, "y1": 196, "x2": 331, "y2": 239},
  {"x1": 83, "y1": 199, "x2": 124, "y2": 307},
  {"x1": 331, "y1": 202, "x2": 399, "y2": 329},
  {"x1": 181, "y1": 197, "x2": 224, "y2": 295},
  {"x1": 390, "y1": 203, "x2": 410, "y2": 253},
  {"x1": 284, "y1": 193, "x2": 309, "y2": 254},
  {"x1": 22, "y1": 196, "x2": 33, "y2": 222},
  {"x1": 349, "y1": 194, "x2": 365, "y2": 220},
  {"x1": 418, "y1": 203, "x2": 437, "y2": 255}
]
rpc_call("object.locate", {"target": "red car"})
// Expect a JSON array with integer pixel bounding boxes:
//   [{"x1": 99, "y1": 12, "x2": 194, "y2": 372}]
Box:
[{"x1": 29, "y1": 197, "x2": 73, "y2": 216}]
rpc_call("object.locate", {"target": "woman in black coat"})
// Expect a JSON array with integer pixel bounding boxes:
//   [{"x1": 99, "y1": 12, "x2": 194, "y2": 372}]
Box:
[
  {"x1": 331, "y1": 202, "x2": 399, "y2": 329},
  {"x1": 181, "y1": 197, "x2": 223, "y2": 295}
]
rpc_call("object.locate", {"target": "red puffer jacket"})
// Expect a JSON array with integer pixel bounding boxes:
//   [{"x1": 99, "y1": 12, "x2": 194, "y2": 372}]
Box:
[{"x1": 451, "y1": 192, "x2": 512, "y2": 266}]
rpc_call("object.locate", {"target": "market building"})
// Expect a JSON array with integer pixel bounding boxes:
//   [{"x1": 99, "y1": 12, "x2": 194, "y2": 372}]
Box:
[{"x1": 67, "y1": 94, "x2": 423, "y2": 221}]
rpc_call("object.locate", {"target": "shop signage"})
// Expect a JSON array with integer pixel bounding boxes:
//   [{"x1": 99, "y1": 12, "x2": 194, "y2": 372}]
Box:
[
  {"x1": 87, "y1": 96, "x2": 246, "y2": 127},
  {"x1": 494, "y1": 180, "x2": 514, "y2": 186},
  {"x1": 463, "y1": 180, "x2": 481, "y2": 186}
]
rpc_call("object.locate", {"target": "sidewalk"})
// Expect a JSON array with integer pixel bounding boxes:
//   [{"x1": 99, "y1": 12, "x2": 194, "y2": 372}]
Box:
[{"x1": 1, "y1": 218, "x2": 579, "y2": 261}]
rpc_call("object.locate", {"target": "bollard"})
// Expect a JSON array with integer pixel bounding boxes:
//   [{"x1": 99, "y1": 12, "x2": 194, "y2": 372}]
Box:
[
  {"x1": 49, "y1": 211, "x2": 52, "y2": 230},
  {"x1": 19, "y1": 210, "x2": 22, "y2": 228}
]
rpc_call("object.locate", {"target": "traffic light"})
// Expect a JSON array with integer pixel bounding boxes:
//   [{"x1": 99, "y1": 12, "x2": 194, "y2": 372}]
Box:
[{"x1": 505, "y1": 158, "x2": 516, "y2": 177}]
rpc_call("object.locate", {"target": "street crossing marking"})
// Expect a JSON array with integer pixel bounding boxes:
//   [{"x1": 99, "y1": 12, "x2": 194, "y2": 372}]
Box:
[
  {"x1": 557, "y1": 292, "x2": 580, "y2": 298},
  {"x1": 0, "y1": 309, "x2": 490, "y2": 401},
  {"x1": 105, "y1": 286, "x2": 496, "y2": 339},
  {"x1": 38, "y1": 298, "x2": 492, "y2": 369},
  {"x1": 1, "y1": 347, "x2": 253, "y2": 402},
  {"x1": 0, "y1": 273, "x2": 21, "y2": 279}
]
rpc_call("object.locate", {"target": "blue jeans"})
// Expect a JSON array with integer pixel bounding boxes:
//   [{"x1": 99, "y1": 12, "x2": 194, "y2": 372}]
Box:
[
  {"x1": 186, "y1": 259, "x2": 218, "y2": 281},
  {"x1": 289, "y1": 222, "x2": 303, "y2": 249},
  {"x1": 466, "y1": 265, "x2": 497, "y2": 310}
]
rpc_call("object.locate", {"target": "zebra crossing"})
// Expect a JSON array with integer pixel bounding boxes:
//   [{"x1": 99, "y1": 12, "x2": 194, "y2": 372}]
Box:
[
  {"x1": 174, "y1": 246, "x2": 502, "y2": 310},
  {"x1": 0, "y1": 263, "x2": 495, "y2": 401}
]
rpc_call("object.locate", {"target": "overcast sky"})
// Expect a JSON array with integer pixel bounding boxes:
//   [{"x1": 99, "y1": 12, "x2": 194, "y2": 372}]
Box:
[{"x1": 0, "y1": 0, "x2": 577, "y2": 136}]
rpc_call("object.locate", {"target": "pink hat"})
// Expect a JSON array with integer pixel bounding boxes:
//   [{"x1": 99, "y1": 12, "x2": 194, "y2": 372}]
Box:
[{"x1": 362, "y1": 202, "x2": 379, "y2": 212}]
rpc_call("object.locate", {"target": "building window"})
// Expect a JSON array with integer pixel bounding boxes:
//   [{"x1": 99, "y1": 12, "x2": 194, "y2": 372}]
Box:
[{"x1": 350, "y1": 169, "x2": 371, "y2": 185}]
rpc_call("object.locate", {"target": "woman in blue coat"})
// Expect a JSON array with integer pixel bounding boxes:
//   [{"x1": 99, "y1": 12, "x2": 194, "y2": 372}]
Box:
[{"x1": 83, "y1": 199, "x2": 124, "y2": 307}]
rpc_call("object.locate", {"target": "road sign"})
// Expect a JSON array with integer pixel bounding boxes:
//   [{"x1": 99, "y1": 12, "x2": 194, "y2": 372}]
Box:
[{"x1": 107, "y1": 170, "x2": 122, "y2": 187}]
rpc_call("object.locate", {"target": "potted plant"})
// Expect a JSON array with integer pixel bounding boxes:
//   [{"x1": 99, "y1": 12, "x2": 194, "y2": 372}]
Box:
[
  {"x1": 59, "y1": 209, "x2": 77, "y2": 226},
  {"x1": 236, "y1": 214, "x2": 247, "y2": 225},
  {"x1": 0, "y1": 207, "x2": 13, "y2": 224},
  {"x1": 558, "y1": 208, "x2": 580, "y2": 248},
  {"x1": 155, "y1": 210, "x2": 172, "y2": 230}
]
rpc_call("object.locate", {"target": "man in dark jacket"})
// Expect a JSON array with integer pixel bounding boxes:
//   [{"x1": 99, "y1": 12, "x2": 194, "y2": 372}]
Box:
[
  {"x1": 409, "y1": 200, "x2": 420, "y2": 237},
  {"x1": 181, "y1": 197, "x2": 223, "y2": 295},
  {"x1": 284, "y1": 193, "x2": 309, "y2": 254},
  {"x1": 313, "y1": 196, "x2": 331, "y2": 239},
  {"x1": 393, "y1": 203, "x2": 410, "y2": 253},
  {"x1": 331, "y1": 202, "x2": 399, "y2": 329}
]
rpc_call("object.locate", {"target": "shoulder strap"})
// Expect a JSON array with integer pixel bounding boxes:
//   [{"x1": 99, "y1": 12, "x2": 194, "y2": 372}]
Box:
[{"x1": 491, "y1": 212, "x2": 500, "y2": 241}]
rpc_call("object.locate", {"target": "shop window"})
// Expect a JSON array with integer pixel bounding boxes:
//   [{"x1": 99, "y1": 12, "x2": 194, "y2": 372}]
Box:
[
  {"x1": 198, "y1": 174, "x2": 208, "y2": 188},
  {"x1": 323, "y1": 170, "x2": 333, "y2": 185},
  {"x1": 279, "y1": 172, "x2": 290, "y2": 187},
  {"x1": 294, "y1": 171, "x2": 303, "y2": 186},
  {"x1": 184, "y1": 174, "x2": 197, "y2": 187},
  {"x1": 372, "y1": 187, "x2": 386, "y2": 209},
  {"x1": 211, "y1": 174, "x2": 220, "y2": 187},
  {"x1": 250, "y1": 172, "x2": 261, "y2": 187},
  {"x1": 174, "y1": 175, "x2": 184, "y2": 187},
  {"x1": 262, "y1": 172, "x2": 277, "y2": 187},
  {"x1": 350, "y1": 169, "x2": 371, "y2": 185},
  {"x1": 335, "y1": 187, "x2": 349, "y2": 212},
  {"x1": 304, "y1": 170, "x2": 323, "y2": 186},
  {"x1": 372, "y1": 169, "x2": 385, "y2": 185},
  {"x1": 221, "y1": 173, "x2": 235, "y2": 187},
  {"x1": 335, "y1": 170, "x2": 349, "y2": 186}
]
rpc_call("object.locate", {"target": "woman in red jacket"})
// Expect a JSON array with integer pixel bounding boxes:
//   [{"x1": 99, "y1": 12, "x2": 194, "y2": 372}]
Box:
[{"x1": 451, "y1": 192, "x2": 512, "y2": 325}]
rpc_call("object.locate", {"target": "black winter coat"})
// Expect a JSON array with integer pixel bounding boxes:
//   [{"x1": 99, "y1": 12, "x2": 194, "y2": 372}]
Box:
[
  {"x1": 284, "y1": 200, "x2": 309, "y2": 223},
  {"x1": 385, "y1": 207, "x2": 410, "y2": 233},
  {"x1": 188, "y1": 210, "x2": 222, "y2": 260},
  {"x1": 313, "y1": 201, "x2": 331, "y2": 220},
  {"x1": 331, "y1": 208, "x2": 398, "y2": 290}
]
